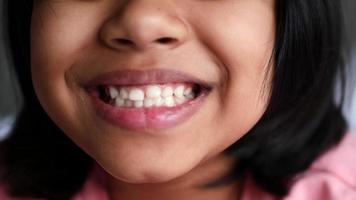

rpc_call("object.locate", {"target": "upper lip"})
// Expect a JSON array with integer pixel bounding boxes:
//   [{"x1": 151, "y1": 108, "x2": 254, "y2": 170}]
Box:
[{"x1": 84, "y1": 69, "x2": 214, "y2": 89}]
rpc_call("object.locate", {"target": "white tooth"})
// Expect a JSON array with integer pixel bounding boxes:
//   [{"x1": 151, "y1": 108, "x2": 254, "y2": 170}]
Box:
[
  {"x1": 115, "y1": 97, "x2": 125, "y2": 107},
  {"x1": 129, "y1": 89, "x2": 145, "y2": 101},
  {"x1": 125, "y1": 100, "x2": 133, "y2": 107},
  {"x1": 146, "y1": 85, "x2": 161, "y2": 98},
  {"x1": 144, "y1": 99, "x2": 155, "y2": 108},
  {"x1": 154, "y1": 97, "x2": 163, "y2": 107},
  {"x1": 162, "y1": 87, "x2": 173, "y2": 97},
  {"x1": 184, "y1": 87, "x2": 194, "y2": 99},
  {"x1": 164, "y1": 97, "x2": 175, "y2": 107},
  {"x1": 175, "y1": 97, "x2": 186, "y2": 104},
  {"x1": 134, "y1": 100, "x2": 144, "y2": 108},
  {"x1": 174, "y1": 85, "x2": 185, "y2": 98},
  {"x1": 119, "y1": 88, "x2": 129, "y2": 99},
  {"x1": 183, "y1": 87, "x2": 192, "y2": 96},
  {"x1": 109, "y1": 86, "x2": 119, "y2": 99},
  {"x1": 186, "y1": 93, "x2": 194, "y2": 99}
]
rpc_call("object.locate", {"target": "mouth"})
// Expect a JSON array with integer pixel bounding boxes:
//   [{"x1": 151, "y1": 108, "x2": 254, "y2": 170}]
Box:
[
  {"x1": 97, "y1": 83, "x2": 204, "y2": 107},
  {"x1": 84, "y1": 69, "x2": 212, "y2": 131}
]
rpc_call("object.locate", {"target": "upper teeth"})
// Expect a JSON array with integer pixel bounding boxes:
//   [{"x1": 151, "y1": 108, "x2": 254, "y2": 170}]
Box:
[{"x1": 107, "y1": 84, "x2": 196, "y2": 108}]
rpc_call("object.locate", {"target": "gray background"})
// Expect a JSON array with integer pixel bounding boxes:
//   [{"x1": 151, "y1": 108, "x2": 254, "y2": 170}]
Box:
[
  {"x1": 0, "y1": 1, "x2": 356, "y2": 138},
  {"x1": 342, "y1": 0, "x2": 356, "y2": 130}
]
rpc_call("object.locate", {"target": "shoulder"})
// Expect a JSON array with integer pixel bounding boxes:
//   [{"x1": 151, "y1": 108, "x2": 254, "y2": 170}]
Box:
[
  {"x1": 242, "y1": 132, "x2": 356, "y2": 200},
  {"x1": 285, "y1": 171, "x2": 356, "y2": 200},
  {"x1": 285, "y1": 132, "x2": 356, "y2": 200},
  {"x1": 0, "y1": 184, "x2": 10, "y2": 200}
]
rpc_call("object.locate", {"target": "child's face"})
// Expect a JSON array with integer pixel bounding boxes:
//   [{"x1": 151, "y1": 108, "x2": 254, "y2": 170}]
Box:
[{"x1": 31, "y1": 0, "x2": 275, "y2": 183}]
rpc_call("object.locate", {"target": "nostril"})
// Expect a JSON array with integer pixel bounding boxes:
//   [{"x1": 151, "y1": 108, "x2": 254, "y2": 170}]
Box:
[
  {"x1": 115, "y1": 38, "x2": 135, "y2": 46},
  {"x1": 110, "y1": 37, "x2": 179, "y2": 49},
  {"x1": 155, "y1": 37, "x2": 178, "y2": 44}
]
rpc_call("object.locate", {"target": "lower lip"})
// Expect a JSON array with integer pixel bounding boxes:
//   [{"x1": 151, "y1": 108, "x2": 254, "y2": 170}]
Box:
[{"x1": 86, "y1": 90, "x2": 208, "y2": 131}]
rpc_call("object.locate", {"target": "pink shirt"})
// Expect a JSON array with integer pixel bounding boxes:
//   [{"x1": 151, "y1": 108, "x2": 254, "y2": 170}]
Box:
[
  {"x1": 1, "y1": 133, "x2": 356, "y2": 199},
  {"x1": 241, "y1": 133, "x2": 356, "y2": 200}
]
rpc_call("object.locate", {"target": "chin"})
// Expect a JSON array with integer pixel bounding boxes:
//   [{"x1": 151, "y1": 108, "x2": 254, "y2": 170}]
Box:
[
  {"x1": 113, "y1": 167, "x2": 186, "y2": 184},
  {"x1": 122, "y1": 171, "x2": 180, "y2": 184},
  {"x1": 98, "y1": 157, "x2": 197, "y2": 184}
]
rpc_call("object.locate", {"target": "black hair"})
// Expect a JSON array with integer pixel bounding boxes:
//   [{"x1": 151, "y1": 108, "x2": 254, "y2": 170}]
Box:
[
  {"x1": 1, "y1": 1, "x2": 92, "y2": 199},
  {"x1": 0, "y1": 0, "x2": 347, "y2": 199}
]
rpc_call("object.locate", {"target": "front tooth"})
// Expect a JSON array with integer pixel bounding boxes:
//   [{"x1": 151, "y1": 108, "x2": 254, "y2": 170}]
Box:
[
  {"x1": 164, "y1": 97, "x2": 175, "y2": 107},
  {"x1": 146, "y1": 85, "x2": 161, "y2": 98},
  {"x1": 144, "y1": 99, "x2": 154, "y2": 108},
  {"x1": 162, "y1": 87, "x2": 173, "y2": 97},
  {"x1": 174, "y1": 85, "x2": 185, "y2": 98},
  {"x1": 154, "y1": 97, "x2": 163, "y2": 106},
  {"x1": 115, "y1": 97, "x2": 125, "y2": 107},
  {"x1": 129, "y1": 89, "x2": 145, "y2": 101},
  {"x1": 134, "y1": 100, "x2": 144, "y2": 108},
  {"x1": 175, "y1": 97, "x2": 186, "y2": 104},
  {"x1": 109, "y1": 86, "x2": 119, "y2": 99},
  {"x1": 124, "y1": 100, "x2": 133, "y2": 107},
  {"x1": 119, "y1": 88, "x2": 129, "y2": 99}
]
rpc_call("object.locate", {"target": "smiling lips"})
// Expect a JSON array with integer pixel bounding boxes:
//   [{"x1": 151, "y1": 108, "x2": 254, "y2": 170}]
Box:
[{"x1": 84, "y1": 69, "x2": 212, "y2": 131}]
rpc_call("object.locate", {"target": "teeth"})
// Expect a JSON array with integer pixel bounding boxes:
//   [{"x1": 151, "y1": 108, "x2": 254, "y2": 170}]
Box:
[
  {"x1": 162, "y1": 87, "x2": 173, "y2": 97},
  {"x1": 129, "y1": 89, "x2": 145, "y2": 101},
  {"x1": 164, "y1": 97, "x2": 175, "y2": 107},
  {"x1": 174, "y1": 85, "x2": 185, "y2": 98},
  {"x1": 144, "y1": 99, "x2": 155, "y2": 108},
  {"x1": 109, "y1": 86, "x2": 119, "y2": 99},
  {"x1": 185, "y1": 93, "x2": 194, "y2": 100},
  {"x1": 115, "y1": 98, "x2": 125, "y2": 107},
  {"x1": 154, "y1": 97, "x2": 164, "y2": 107},
  {"x1": 104, "y1": 84, "x2": 201, "y2": 108},
  {"x1": 124, "y1": 100, "x2": 133, "y2": 107},
  {"x1": 184, "y1": 88, "x2": 194, "y2": 99},
  {"x1": 183, "y1": 87, "x2": 192, "y2": 96},
  {"x1": 134, "y1": 100, "x2": 144, "y2": 108},
  {"x1": 119, "y1": 88, "x2": 129, "y2": 99},
  {"x1": 175, "y1": 97, "x2": 186, "y2": 104},
  {"x1": 146, "y1": 85, "x2": 161, "y2": 98}
]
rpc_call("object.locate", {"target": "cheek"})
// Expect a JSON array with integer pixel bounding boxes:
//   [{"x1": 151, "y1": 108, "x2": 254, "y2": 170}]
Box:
[
  {"x1": 30, "y1": 4, "x2": 104, "y2": 147},
  {"x1": 220, "y1": 28, "x2": 274, "y2": 147},
  {"x1": 192, "y1": 1, "x2": 275, "y2": 145},
  {"x1": 30, "y1": 3, "x2": 103, "y2": 77},
  {"x1": 31, "y1": 11, "x2": 74, "y2": 130}
]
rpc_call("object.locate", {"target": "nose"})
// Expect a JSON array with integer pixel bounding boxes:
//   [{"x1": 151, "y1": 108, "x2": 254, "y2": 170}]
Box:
[{"x1": 100, "y1": 1, "x2": 189, "y2": 51}]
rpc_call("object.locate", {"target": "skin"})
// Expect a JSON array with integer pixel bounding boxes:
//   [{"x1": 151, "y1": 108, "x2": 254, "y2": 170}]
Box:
[{"x1": 31, "y1": 0, "x2": 275, "y2": 199}]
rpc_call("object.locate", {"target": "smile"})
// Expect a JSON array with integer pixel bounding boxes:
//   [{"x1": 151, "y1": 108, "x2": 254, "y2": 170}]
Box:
[
  {"x1": 84, "y1": 69, "x2": 212, "y2": 131},
  {"x1": 100, "y1": 83, "x2": 199, "y2": 108}
]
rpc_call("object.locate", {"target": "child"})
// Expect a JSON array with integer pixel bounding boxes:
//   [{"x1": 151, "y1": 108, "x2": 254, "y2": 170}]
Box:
[{"x1": 1, "y1": 0, "x2": 355, "y2": 199}]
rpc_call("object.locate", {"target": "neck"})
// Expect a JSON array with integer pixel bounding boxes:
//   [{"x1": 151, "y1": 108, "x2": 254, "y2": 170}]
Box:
[{"x1": 105, "y1": 154, "x2": 242, "y2": 200}]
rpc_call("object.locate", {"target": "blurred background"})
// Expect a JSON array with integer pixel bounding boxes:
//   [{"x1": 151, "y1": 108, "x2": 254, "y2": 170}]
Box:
[
  {"x1": 343, "y1": 0, "x2": 356, "y2": 131},
  {"x1": 0, "y1": 1, "x2": 355, "y2": 139}
]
